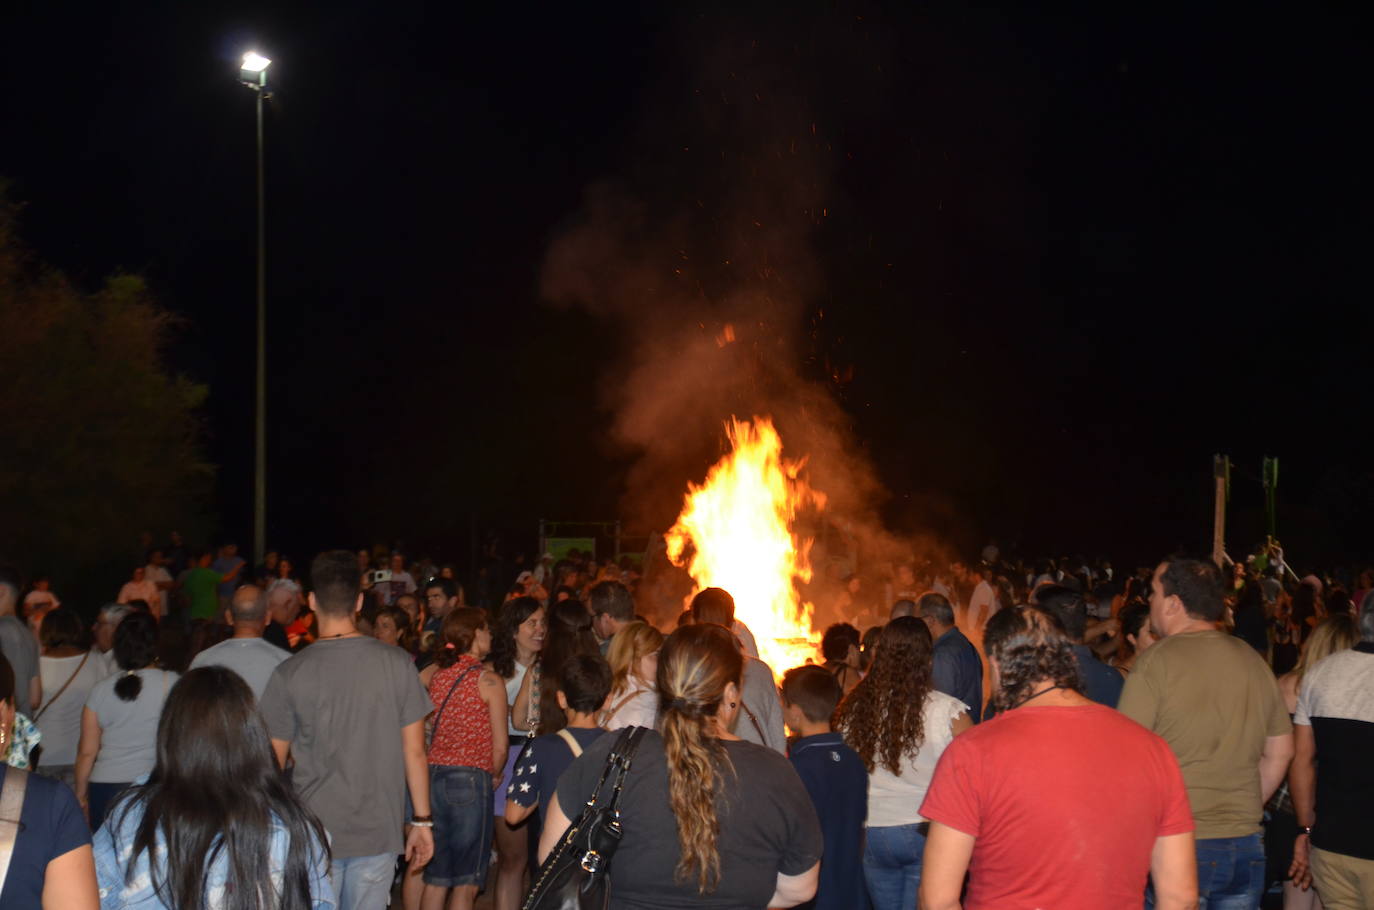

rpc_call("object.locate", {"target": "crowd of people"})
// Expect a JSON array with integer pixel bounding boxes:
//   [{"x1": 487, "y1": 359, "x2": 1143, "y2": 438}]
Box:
[{"x1": 1, "y1": 540, "x2": 1372, "y2": 910}]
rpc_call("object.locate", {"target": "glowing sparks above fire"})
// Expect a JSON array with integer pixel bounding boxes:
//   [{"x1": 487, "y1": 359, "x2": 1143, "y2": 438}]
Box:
[{"x1": 666, "y1": 417, "x2": 826, "y2": 676}]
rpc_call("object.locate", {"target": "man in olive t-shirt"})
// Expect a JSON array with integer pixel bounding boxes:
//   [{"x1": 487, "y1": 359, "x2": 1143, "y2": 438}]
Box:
[{"x1": 1120, "y1": 557, "x2": 1293, "y2": 909}]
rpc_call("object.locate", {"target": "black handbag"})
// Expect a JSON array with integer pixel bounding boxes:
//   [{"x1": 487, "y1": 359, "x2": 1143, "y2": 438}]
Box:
[{"x1": 521, "y1": 725, "x2": 648, "y2": 910}]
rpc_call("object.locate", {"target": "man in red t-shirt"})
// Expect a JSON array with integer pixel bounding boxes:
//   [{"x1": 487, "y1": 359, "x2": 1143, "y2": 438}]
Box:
[{"x1": 920, "y1": 606, "x2": 1198, "y2": 910}]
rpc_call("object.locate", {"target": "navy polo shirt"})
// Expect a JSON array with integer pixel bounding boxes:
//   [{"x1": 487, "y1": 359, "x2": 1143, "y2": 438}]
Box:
[
  {"x1": 932, "y1": 626, "x2": 984, "y2": 723},
  {"x1": 788, "y1": 732, "x2": 868, "y2": 910}
]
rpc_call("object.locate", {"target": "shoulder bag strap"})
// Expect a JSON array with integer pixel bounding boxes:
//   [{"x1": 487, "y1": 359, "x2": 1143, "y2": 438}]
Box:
[
  {"x1": 556, "y1": 728, "x2": 584, "y2": 758},
  {"x1": 604, "y1": 726, "x2": 648, "y2": 816},
  {"x1": 430, "y1": 664, "x2": 481, "y2": 746},
  {"x1": 602, "y1": 688, "x2": 642, "y2": 726},
  {"x1": 0, "y1": 765, "x2": 30, "y2": 898},
  {"x1": 33, "y1": 651, "x2": 90, "y2": 723},
  {"x1": 581, "y1": 727, "x2": 635, "y2": 809},
  {"x1": 738, "y1": 699, "x2": 767, "y2": 744}
]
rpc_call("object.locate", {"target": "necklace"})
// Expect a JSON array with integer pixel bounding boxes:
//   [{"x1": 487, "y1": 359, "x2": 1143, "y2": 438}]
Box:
[{"x1": 1015, "y1": 684, "x2": 1069, "y2": 708}]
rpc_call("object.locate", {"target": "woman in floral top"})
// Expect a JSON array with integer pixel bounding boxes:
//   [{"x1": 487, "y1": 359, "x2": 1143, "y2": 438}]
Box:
[{"x1": 423, "y1": 607, "x2": 508, "y2": 910}]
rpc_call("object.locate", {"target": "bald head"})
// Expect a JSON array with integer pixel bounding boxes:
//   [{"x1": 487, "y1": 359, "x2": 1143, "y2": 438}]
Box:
[
  {"x1": 230, "y1": 584, "x2": 268, "y2": 625},
  {"x1": 890, "y1": 599, "x2": 917, "y2": 620}
]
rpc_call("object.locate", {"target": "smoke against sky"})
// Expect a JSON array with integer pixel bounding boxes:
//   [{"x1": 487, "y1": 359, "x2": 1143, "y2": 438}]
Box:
[{"x1": 539, "y1": 16, "x2": 933, "y2": 579}]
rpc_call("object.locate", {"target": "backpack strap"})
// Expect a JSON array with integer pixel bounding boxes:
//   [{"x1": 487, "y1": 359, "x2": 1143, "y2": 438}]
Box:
[{"x1": 556, "y1": 728, "x2": 584, "y2": 758}]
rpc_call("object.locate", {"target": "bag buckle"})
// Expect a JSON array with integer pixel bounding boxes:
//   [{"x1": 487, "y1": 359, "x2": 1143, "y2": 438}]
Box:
[{"x1": 579, "y1": 850, "x2": 603, "y2": 873}]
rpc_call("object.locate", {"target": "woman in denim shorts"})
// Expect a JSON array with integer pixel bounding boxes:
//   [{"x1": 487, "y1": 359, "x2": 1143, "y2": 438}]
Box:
[{"x1": 424, "y1": 607, "x2": 509, "y2": 910}]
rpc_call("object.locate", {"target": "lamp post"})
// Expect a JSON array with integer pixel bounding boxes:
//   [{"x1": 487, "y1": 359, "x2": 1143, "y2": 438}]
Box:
[{"x1": 239, "y1": 51, "x2": 271, "y2": 565}]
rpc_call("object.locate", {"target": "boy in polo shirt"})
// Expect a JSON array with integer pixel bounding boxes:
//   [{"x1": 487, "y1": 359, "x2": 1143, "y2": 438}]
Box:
[{"x1": 783, "y1": 665, "x2": 868, "y2": 910}]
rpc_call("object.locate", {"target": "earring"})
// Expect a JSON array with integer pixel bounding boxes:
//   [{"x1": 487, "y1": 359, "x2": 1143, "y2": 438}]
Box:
[{"x1": 729, "y1": 702, "x2": 737, "y2": 709}]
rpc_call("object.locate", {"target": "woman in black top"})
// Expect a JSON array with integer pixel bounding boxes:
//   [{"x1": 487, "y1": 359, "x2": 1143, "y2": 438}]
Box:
[{"x1": 540, "y1": 623, "x2": 822, "y2": 909}]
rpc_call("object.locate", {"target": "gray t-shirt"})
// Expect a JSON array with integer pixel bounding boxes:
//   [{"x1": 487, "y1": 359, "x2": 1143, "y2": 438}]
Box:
[
  {"x1": 259, "y1": 636, "x2": 431, "y2": 858},
  {"x1": 737, "y1": 657, "x2": 787, "y2": 754},
  {"x1": 0, "y1": 615, "x2": 39, "y2": 717},
  {"x1": 189, "y1": 636, "x2": 290, "y2": 700},
  {"x1": 555, "y1": 731, "x2": 822, "y2": 909},
  {"x1": 84, "y1": 669, "x2": 178, "y2": 782}
]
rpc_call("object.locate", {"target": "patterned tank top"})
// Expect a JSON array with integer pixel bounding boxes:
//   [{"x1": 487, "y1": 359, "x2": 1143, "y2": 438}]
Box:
[{"x1": 427, "y1": 654, "x2": 492, "y2": 769}]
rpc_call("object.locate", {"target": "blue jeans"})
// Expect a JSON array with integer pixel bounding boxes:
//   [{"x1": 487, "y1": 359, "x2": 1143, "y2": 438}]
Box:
[
  {"x1": 330, "y1": 852, "x2": 397, "y2": 910},
  {"x1": 1148, "y1": 833, "x2": 1265, "y2": 910},
  {"x1": 426, "y1": 765, "x2": 494, "y2": 888},
  {"x1": 863, "y1": 824, "x2": 925, "y2": 910}
]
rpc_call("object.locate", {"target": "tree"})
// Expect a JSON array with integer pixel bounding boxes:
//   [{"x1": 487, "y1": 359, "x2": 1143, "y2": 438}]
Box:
[{"x1": 0, "y1": 188, "x2": 214, "y2": 608}]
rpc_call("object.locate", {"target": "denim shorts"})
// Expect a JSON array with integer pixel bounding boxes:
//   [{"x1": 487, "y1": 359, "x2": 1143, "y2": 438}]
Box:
[{"x1": 426, "y1": 765, "x2": 494, "y2": 888}]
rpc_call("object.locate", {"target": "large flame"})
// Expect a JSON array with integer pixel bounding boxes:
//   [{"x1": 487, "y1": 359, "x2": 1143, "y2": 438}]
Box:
[{"x1": 665, "y1": 416, "x2": 826, "y2": 676}]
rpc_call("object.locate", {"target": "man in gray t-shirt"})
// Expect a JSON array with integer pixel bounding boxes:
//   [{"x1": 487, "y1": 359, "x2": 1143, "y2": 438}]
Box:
[
  {"x1": 189, "y1": 584, "x2": 288, "y2": 699},
  {"x1": 259, "y1": 551, "x2": 434, "y2": 910},
  {"x1": 0, "y1": 572, "x2": 40, "y2": 717}
]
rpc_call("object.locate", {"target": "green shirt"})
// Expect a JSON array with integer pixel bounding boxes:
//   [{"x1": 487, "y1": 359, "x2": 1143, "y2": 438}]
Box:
[
  {"x1": 181, "y1": 567, "x2": 224, "y2": 620},
  {"x1": 1119, "y1": 629, "x2": 1292, "y2": 838}
]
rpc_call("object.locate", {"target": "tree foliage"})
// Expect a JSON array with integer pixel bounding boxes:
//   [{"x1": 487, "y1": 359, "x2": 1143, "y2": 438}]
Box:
[{"x1": 0, "y1": 188, "x2": 214, "y2": 604}]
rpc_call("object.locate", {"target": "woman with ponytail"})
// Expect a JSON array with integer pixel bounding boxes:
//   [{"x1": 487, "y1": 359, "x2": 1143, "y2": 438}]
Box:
[
  {"x1": 74, "y1": 611, "x2": 178, "y2": 829},
  {"x1": 539, "y1": 623, "x2": 822, "y2": 909}
]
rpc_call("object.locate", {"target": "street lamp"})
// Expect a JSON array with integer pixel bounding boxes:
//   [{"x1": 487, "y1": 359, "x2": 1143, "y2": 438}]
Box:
[{"x1": 239, "y1": 51, "x2": 270, "y2": 566}]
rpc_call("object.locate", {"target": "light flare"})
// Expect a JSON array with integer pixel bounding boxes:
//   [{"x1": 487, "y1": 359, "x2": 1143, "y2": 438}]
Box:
[{"x1": 666, "y1": 417, "x2": 826, "y2": 677}]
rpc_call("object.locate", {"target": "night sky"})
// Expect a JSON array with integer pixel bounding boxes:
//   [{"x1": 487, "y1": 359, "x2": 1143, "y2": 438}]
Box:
[{"x1": 5, "y1": 2, "x2": 1371, "y2": 571}]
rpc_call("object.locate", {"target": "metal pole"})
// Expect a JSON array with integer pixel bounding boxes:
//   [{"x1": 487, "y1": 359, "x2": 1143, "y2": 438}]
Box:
[
  {"x1": 1211, "y1": 454, "x2": 1228, "y2": 568},
  {"x1": 253, "y1": 87, "x2": 267, "y2": 566}
]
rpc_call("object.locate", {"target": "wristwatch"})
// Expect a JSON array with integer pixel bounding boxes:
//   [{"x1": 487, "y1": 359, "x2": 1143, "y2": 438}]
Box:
[{"x1": 1299, "y1": 825, "x2": 1314, "y2": 837}]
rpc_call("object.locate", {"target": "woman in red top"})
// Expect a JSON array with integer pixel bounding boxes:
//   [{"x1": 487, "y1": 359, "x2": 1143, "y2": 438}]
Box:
[{"x1": 422, "y1": 607, "x2": 508, "y2": 910}]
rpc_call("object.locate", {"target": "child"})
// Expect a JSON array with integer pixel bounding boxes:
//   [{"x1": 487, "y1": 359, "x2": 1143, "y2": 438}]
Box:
[
  {"x1": 783, "y1": 664, "x2": 869, "y2": 910},
  {"x1": 504, "y1": 653, "x2": 613, "y2": 827}
]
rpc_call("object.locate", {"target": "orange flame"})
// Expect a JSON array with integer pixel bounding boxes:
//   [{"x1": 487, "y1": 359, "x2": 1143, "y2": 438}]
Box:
[{"x1": 665, "y1": 417, "x2": 826, "y2": 677}]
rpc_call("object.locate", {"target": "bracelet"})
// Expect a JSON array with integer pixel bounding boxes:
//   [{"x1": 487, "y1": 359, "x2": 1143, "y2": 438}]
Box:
[
  {"x1": 409, "y1": 820, "x2": 434, "y2": 828},
  {"x1": 1299, "y1": 826, "x2": 1313, "y2": 837},
  {"x1": 409, "y1": 814, "x2": 433, "y2": 822}
]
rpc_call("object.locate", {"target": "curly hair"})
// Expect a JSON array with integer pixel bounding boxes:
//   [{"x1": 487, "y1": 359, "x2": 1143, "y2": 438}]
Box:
[
  {"x1": 834, "y1": 616, "x2": 934, "y2": 775},
  {"x1": 984, "y1": 606, "x2": 1083, "y2": 714}
]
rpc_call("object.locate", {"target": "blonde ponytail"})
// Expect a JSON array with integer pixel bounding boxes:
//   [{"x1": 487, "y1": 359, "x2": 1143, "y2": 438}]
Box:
[{"x1": 656, "y1": 623, "x2": 744, "y2": 893}]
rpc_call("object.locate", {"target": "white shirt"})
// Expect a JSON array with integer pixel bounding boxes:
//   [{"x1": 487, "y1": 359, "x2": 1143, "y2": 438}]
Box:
[
  {"x1": 603, "y1": 681, "x2": 657, "y2": 731},
  {"x1": 117, "y1": 579, "x2": 162, "y2": 612},
  {"x1": 865, "y1": 689, "x2": 968, "y2": 827},
  {"x1": 189, "y1": 636, "x2": 290, "y2": 699},
  {"x1": 144, "y1": 564, "x2": 173, "y2": 618},
  {"x1": 969, "y1": 580, "x2": 996, "y2": 625}
]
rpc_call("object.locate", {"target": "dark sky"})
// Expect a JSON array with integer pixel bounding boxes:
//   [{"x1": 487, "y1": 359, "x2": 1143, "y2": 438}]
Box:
[{"x1": 5, "y1": 2, "x2": 1371, "y2": 570}]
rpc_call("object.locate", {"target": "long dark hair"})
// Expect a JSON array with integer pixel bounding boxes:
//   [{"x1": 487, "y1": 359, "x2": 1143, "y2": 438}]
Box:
[
  {"x1": 489, "y1": 596, "x2": 542, "y2": 679},
  {"x1": 113, "y1": 612, "x2": 160, "y2": 702},
  {"x1": 536, "y1": 600, "x2": 600, "y2": 735},
  {"x1": 984, "y1": 606, "x2": 1082, "y2": 714},
  {"x1": 834, "y1": 616, "x2": 935, "y2": 774},
  {"x1": 110, "y1": 667, "x2": 330, "y2": 910}
]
